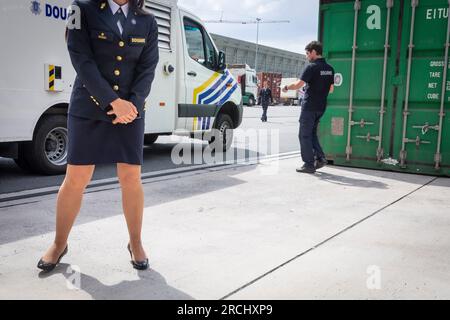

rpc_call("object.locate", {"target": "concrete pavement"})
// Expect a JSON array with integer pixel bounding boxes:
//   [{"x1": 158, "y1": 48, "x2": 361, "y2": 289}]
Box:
[{"x1": 0, "y1": 156, "x2": 449, "y2": 299}]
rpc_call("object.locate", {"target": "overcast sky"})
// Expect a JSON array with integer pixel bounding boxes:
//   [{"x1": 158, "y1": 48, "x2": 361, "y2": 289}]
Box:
[{"x1": 177, "y1": 0, "x2": 319, "y2": 55}]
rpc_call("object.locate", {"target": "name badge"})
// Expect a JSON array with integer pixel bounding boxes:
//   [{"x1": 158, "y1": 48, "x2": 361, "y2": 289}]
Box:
[{"x1": 129, "y1": 37, "x2": 146, "y2": 45}]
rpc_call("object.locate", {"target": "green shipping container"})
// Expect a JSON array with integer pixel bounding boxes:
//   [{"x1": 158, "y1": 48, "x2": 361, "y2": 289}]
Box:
[{"x1": 319, "y1": 0, "x2": 450, "y2": 176}]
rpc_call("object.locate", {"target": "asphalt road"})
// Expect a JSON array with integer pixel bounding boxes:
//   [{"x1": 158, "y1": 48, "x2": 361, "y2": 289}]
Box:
[{"x1": 0, "y1": 106, "x2": 301, "y2": 194}]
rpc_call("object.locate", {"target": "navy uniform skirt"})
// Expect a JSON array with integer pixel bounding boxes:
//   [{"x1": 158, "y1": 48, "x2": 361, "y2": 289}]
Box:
[{"x1": 67, "y1": 114, "x2": 145, "y2": 166}]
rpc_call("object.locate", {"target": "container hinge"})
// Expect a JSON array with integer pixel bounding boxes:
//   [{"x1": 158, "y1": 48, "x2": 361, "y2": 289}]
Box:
[
  {"x1": 356, "y1": 133, "x2": 380, "y2": 142},
  {"x1": 400, "y1": 150, "x2": 407, "y2": 166},
  {"x1": 376, "y1": 148, "x2": 384, "y2": 162},
  {"x1": 435, "y1": 153, "x2": 442, "y2": 164},
  {"x1": 404, "y1": 136, "x2": 431, "y2": 147},
  {"x1": 434, "y1": 153, "x2": 442, "y2": 170},
  {"x1": 386, "y1": 0, "x2": 394, "y2": 8},
  {"x1": 379, "y1": 108, "x2": 386, "y2": 115},
  {"x1": 350, "y1": 119, "x2": 375, "y2": 128},
  {"x1": 346, "y1": 146, "x2": 353, "y2": 161},
  {"x1": 412, "y1": 123, "x2": 440, "y2": 135},
  {"x1": 439, "y1": 111, "x2": 446, "y2": 117}
]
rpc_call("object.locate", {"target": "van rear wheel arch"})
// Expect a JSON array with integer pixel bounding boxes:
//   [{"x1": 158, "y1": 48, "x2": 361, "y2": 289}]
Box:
[
  {"x1": 16, "y1": 104, "x2": 69, "y2": 175},
  {"x1": 213, "y1": 102, "x2": 240, "y2": 129}
]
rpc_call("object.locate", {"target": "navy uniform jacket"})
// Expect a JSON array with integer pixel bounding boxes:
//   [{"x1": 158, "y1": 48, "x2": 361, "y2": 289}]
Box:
[
  {"x1": 258, "y1": 88, "x2": 273, "y2": 107},
  {"x1": 66, "y1": 0, "x2": 159, "y2": 122},
  {"x1": 300, "y1": 58, "x2": 334, "y2": 112}
]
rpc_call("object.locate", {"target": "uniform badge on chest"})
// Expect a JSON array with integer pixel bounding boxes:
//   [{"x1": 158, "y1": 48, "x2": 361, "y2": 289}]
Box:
[{"x1": 129, "y1": 36, "x2": 146, "y2": 45}]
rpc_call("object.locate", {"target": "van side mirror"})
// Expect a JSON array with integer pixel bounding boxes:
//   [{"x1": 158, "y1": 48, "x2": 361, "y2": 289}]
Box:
[{"x1": 217, "y1": 51, "x2": 226, "y2": 71}]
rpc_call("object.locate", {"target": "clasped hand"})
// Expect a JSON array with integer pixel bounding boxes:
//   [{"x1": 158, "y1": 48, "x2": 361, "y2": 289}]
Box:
[{"x1": 107, "y1": 98, "x2": 139, "y2": 125}]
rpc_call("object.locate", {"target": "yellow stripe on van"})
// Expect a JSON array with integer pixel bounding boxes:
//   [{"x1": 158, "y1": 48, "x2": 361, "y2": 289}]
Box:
[{"x1": 192, "y1": 117, "x2": 198, "y2": 131}]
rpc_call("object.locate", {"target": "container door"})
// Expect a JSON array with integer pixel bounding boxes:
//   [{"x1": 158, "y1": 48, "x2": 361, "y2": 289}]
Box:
[
  {"x1": 393, "y1": 0, "x2": 450, "y2": 176},
  {"x1": 319, "y1": 0, "x2": 401, "y2": 169}
]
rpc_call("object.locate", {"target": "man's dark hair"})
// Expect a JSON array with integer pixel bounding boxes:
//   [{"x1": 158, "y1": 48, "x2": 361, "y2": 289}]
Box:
[{"x1": 305, "y1": 41, "x2": 323, "y2": 55}]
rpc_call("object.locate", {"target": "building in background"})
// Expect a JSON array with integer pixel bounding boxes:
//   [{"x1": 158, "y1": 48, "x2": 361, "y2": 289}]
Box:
[{"x1": 211, "y1": 33, "x2": 307, "y2": 78}]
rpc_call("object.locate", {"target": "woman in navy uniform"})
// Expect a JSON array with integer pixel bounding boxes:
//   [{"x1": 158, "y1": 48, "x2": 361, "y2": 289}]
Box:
[{"x1": 37, "y1": 0, "x2": 159, "y2": 271}]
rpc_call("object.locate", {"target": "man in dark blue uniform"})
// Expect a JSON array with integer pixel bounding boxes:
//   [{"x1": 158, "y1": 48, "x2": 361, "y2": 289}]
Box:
[
  {"x1": 258, "y1": 81, "x2": 273, "y2": 122},
  {"x1": 283, "y1": 41, "x2": 334, "y2": 173}
]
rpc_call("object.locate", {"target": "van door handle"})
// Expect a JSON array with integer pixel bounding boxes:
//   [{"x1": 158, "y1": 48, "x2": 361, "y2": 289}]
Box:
[{"x1": 187, "y1": 71, "x2": 197, "y2": 77}]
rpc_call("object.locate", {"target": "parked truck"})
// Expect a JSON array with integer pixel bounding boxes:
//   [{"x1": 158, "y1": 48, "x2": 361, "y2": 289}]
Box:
[
  {"x1": 280, "y1": 78, "x2": 300, "y2": 106},
  {"x1": 0, "y1": 0, "x2": 243, "y2": 175},
  {"x1": 228, "y1": 64, "x2": 258, "y2": 106}
]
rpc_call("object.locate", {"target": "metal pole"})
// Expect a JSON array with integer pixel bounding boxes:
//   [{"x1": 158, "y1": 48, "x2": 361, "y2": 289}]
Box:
[
  {"x1": 345, "y1": 0, "x2": 361, "y2": 161},
  {"x1": 400, "y1": 0, "x2": 418, "y2": 167},
  {"x1": 255, "y1": 18, "x2": 261, "y2": 73},
  {"x1": 435, "y1": 0, "x2": 450, "y2": 169},
  {"x1": 377, "y1": 0, "x2": 394, "y2": 162}
]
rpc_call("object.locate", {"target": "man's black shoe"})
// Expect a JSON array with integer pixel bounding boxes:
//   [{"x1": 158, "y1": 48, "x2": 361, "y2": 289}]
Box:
[
  {"x1": 296, "y1": 166, "x2": 316, "y2": 174},
  {"x1": 315, "y1": 159, "x2": 327, "y2": 169}
]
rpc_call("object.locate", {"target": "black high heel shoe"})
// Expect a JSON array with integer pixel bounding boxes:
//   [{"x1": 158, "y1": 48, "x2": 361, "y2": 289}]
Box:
[
  {"x1": 127, "y1": 243, "x2": 149, "y2": 270},
  {"x1": 37, "y1": 245, "x2": 68, "y2": 273}
]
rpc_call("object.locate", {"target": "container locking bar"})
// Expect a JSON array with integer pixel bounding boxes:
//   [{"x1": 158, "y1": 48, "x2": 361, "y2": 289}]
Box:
[
  {"x1": 400, "y1": 0, "x2": 418, "y2": 167},
  {"x1": 350, "y1": 119, "x2": 375, "y2": 128},
  {"x1": 434, "y1": 0, "x2": 450, "y2": 170},
  {"x1": 412, "y1": 123, "x2": 440, "y2": 135},
  {"x1": 345, "y1": 0, "x2": 361, "y2": 161},
  {"x1": 356, "y1": 133, "x2": 381, "y2": 142},
  {"x1": 403, "y1": 136, "x2": 431, "y2": 147},
  {"x1": 377, "y1": 0, "x2": 394, "y2": 162}
]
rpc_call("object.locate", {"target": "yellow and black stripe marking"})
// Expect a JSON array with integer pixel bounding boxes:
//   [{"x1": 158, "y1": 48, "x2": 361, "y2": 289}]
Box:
[{"x1": 48, "y1": 65, "x2": 55, "y2": 91}]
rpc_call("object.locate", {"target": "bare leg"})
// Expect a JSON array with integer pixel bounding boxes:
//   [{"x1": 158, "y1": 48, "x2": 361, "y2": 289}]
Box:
[
  {"x1": 40, "y1": 164, "x2": 95, "y2": 263},
  {"x1": 117, "y1": 163, "x2": 147, "y2": 261}
]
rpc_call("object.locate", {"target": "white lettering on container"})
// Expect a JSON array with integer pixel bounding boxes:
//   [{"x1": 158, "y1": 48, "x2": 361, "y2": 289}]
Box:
[
  {"x1": 430, "y1": 72, "x2": 441, "y2": 78},
  {"x1": 367, "y1": 5, "x2": 381, "y2": 30},
  {"x1": 426, "y1": 8, "x2": 449, "y2": 20},
  {"x1": 430, "y1": 61, "x2": 445, "y2": 67}
]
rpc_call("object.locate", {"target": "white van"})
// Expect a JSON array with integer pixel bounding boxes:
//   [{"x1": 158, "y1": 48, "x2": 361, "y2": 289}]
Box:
[{"x1": 0, "y1": 0, "x2": 243, "y2": 174}]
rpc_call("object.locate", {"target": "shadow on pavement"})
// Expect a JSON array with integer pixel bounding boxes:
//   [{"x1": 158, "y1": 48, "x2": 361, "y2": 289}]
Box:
[
  {"x1": 315, "y1": 171, "x2": 389, "y2": 189},
  {"x1": 38, "y1": 263, "x2": 193, "y2": 300}
]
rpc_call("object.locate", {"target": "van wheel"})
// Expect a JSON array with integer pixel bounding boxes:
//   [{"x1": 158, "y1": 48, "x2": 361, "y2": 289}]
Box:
[
  {"x1": 208, "y1": 114, "x2": 234, "y2": 152},
  {"x1": 248, "y1": 96, "x2": 255, "y2": 106},
  {"x1": 23, "y1": 115, "x2": 68, "y2": 175},
  {"x1": 144, "y1": 134, "x2": 159, "y2": 145}
]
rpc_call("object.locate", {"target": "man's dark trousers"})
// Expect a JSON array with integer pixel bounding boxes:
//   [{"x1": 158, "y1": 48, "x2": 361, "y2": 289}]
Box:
[
  {"x1": 261, "y1": 105, "x2": 268, "y2": 121},
  {"x1": 299, "y1": 110, "x2": 325, "y2": 168}
]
